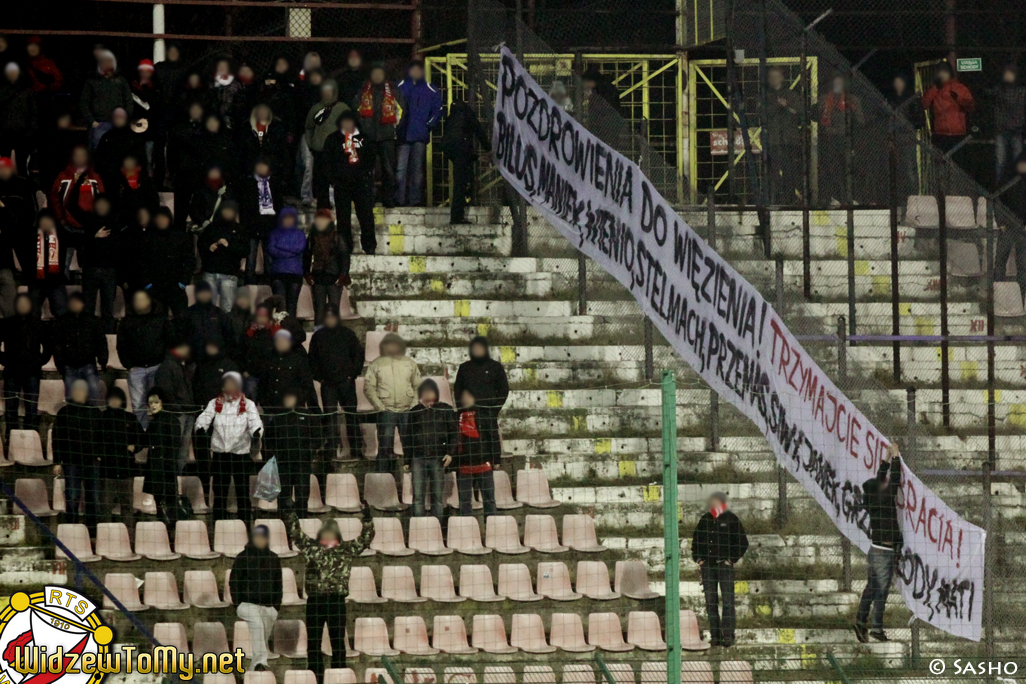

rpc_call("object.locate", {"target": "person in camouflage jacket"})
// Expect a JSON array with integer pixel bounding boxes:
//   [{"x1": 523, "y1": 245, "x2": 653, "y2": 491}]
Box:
[{"x1": 289, "y1": 505, "x2": 373, "y2": 678}]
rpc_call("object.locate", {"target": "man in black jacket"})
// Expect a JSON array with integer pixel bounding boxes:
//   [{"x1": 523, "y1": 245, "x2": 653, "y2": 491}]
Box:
[
  {"x1": 440, "y1": 100, "x2": 489, "y2": 225},
  {"x1": 259, "y1": 329, "x2": 315, "y2": 411},
  {"x1": 136, "y1": 207, "x2": 193, "y2": 318},
  {"x1": 691, "y1": 491, "x2": 749, "y2": 647},
  {"x1": 0, "y1": 158, "x2": 37, "y2": 317},
  {"x1": 97, "y1": 386, "x2": 141, "y2": 532},
  {"x1": 855, "y1": 443, "x2": 903, "y2": 643},
  {"x1": 198, "y1": 200, "x2": 248, "y2": 312},
  {"x1": 118, "y1": 289, "x2": 173, "y2": 426},
  {"x1": 52, "y1": 380, "x2": 102, "y2": 533},
  {"x1": 453, "y1": 336, "x2": 508, "y2": 469},
  {"x1": 308, "y1": 310, "x2": 364, "y2": 457},
  {"x1": 264, "y1": 388, "x2": 322, "y2": 514},
  {"x1": 230, "y1": 525, "x2": 283, "y2": 672},
  {"x1": 993, "y1": 64, "x2": 1026, "y2": 185},
  {"x1": 168, "y1": 101, "x2": 207, "y2": 230},
  {"x1": 0, "y1": 294, "x2": 52, "y2": 438},
  {"x1": 237, "y1": 157, "x2": 283, "y2": 285},
  {"x1": 154, "y1": 338, "x2": 196, "y2": 468},
  {"x1": 194, "y1": 336, "x2": 240, "y2": 408},
  {"x1": 409, "y1": 379, "x2": 456, "y2": 517},
  {"x1": 763, "y1": 67, "x2": 803, "y2": 205},
  {"x1": 67, "y1": 192, "x2": 122, "y2": 334},
  {"x1": 53, "y1": 292, "x2": 108, "y2": 404},
  {"x1": 322, "y1": 111, "x2": 376, "y2": 253},
  {"x1": 179, "y1": 281, "x2": 237, "y2": 360}
]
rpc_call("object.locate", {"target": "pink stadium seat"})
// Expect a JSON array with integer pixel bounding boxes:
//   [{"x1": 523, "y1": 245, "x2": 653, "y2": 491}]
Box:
[
  {"x1": 254, "y1": 518, "x2": 298, "y2": 558},
  {"x1": 447, "y1": 516, "x2": 490, "y2": 555},
  {"x1": 297, "y1": 284, "x2": 315, "y2": 320},
  {"x1": 353, "y1": 617, "x2": 400, "y2": 656},
  {"x1": 380, "y1": 565, "x2": 425, "y2": 603},
  {"x1": 51, "y1": 477, "x2": 67, "y2": 513},
  {"x1": 318, "y1": 625, "x2": 359, "y2": 658},
  {"x1": 95, "y1": 523, "x2": 141, "y2": 561},
  {"x1": 183, "y1": 570, "x2": 230, "y2": 608},
  {"x1": 562, "y1": 515, "x2": 605, "y2": 552},
  {"x1": 497, "y1": 564, "x2": 541, "y2": 602},
  {"x1": 523, "y1": 515, "x2": 568, "y2": 553},
  {"x1": 718, "y1": 662, "x2": 752, "y2": 684},
  {"x1": 338, "y1": 288, "x2": 361, "y2": 321},
  {"x1": 443, "y1": 669, "x2": 476, "y2": 684},
  {"x1": 510, "y1": 614, "x2": 556, "y2": 654},
  {"x1": 273, "y1": 620, "x2": 308, "y2": 658},
  {"x1": 153, "y1": 623, "x2": 189, "y2": 652},
  {"x1": 485, "y1": 516, "x2": 529, "y2": 554},
  {"x1": 282, "y1": 568, "x2": 306, "y2": 606},
  {"x1": 194, "y1": 622, "x2": 230, "y2": 657},
  {"x1": 515, "y1": 470, "x2": 560, "y2": 508},
  {"x1": 175, "y1": 520, "x2": 219, "y2": 559},
  {"x1": 471, "y1": 615, "x2": 517, "y2": 654},
  {"x1": 337, "y1": 518, "x2": 376, "y2": 556},
  {"x1": 445, "y1": 471, "x2": 479, "y2": 510},
  {"x1": 994, "y1": 282, "x2": 1026, "y2": 317},
  {"x1": 393, "y1": 616, "x2": 438, "y2": 655},
  {"x1": 615, "y1": 561, "x2": 659, "y2": 600},
  {"x1": 38, "y1": 380, "x2": 65, "y2": 415},
  {"x1": 135, "y1": 521, "x2": 181, "y2": 561},
  {"x1": 536, "y1": 562, "x2": 581, "y2": 601},
  {"x1": 349, "y1": 567, "x2": 386, "y2": 604},
  {"x1": 306, "y1": 475, "x2": 331, "y2": 513},
  {"x1": 420, "y1": 565, "x2": 463, "y2": 602},
  {"x1": 681, "y1": 662, "x2": 714, "y2": 684},
  {"x1": 365, "y1": 473, "x2": 407, "y2": 511},
  {"x1": 300, "y1": 518, "x2": 323, "y2": 539},
  {"x1": 408, "y1": 516, "x2": 452, "y2": 555},
  {"x1": 549, "y1": 613, "x2": 594, "y2": 652},
  {"x1": 432, "y1": 616, "x2": 476, "y2": 654},
  {"x1": 365, "y1": 331, "x2": 387, "y2": 363},
  {"x1": 324, "y1": 670, "x2": 358, "y2": 684},
  {"x1": 523, "y1": 667, "x2": 556, "y2": 684},
  {"x1": 102, "y1": 573, "x2": 148, "y2": 611},
  {"x1": 143, "y1": 571, "x2": 188, "y2": 610},
  {"x1": 680, "y1": 610, "x2": 710, "y2": 651},
  {"x1": 325, "y1": 473, "x2": 362, "y2": 512},
  {"x1": 213, "y1": 519, "x2": 248, "y2": 557},
  {"x1": 244, "y1": 673, "x2": 277, "y2": 684},
  {"x1": 562, "y1": 665, "x2": 595, "y2": 684},
  {"x1": 106, "y1": 335, "x2": 123, "y2": 370},
  {"x1": 588, "y1": 613, "x2": 633, "y2": 652},
  {"x1": 284, "y1": 671, "x2": 317, "y2": 684},
  {"x1": 492, "y1": 470, "x2": 522, "y2": 510},
  {"x1": 626, "y1": 612, "x2": 666, "y2": 651},
  {"x1": 233, "y1": 620, "x2": 281, "y2": 660},
  {"x1": 576, "y1": 561, "x2": 619, "y2": 600},
  {"x1": 56, "y1": 524, "x2": 100, "y2": 562},
  {"x1": 459, "y1": 565, "x2": 503, "y2": 602},
  {"x1": 482, "y1": 667, "x2": 516, "y2": 684},
  {"x1": 15, "y1": 479, "x2": 56, "y2": 516},
  {"x1": 10, "y1": 430, "x2": 49, "y2": 466},
  {"x1": 179, "y1": 476, "x2": 210, "y2": 514},
  {"x1": 371, "y1": 517, "x2": 415, "y2": 556}
]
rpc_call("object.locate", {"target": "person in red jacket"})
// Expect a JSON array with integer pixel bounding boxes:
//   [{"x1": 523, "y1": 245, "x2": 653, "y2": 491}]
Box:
[
  {"x1": 921, "y1": 62, "x2": 975, "y2": 156},
  {"x1": 50, "y1": 145, "x2": 104, "y2": 277},
  {"x1": 24, "y1": 37, "x2": 63, "y2": 95}
]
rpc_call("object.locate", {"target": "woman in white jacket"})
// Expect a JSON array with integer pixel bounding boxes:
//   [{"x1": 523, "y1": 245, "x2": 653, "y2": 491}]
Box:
[{"x1": 196, "y1": 371, "x2": 264, "y2": 523}]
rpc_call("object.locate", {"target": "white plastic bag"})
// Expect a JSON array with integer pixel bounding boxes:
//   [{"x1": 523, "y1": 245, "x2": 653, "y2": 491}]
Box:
[{"x1": 254, "y1": 456, "x2": 281, "y2": 501}]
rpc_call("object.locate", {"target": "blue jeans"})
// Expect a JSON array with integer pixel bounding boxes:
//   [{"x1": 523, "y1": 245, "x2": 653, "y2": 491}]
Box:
[
  {"x1": 128, "y1": 365, "x2": 160, "y2": 427},
  {"x1": 203, "y1": 272, "x2": 238, "y2": 312},
  {"x1": 376, "y1": 411, "x2": 411, "y2": 490},
  {"x1": 395, "y1": 142, "x2": 426, "y2": 206},
  {"x1": 63, "y1": 364, "x2": 100, "y2": 404},
  {"x1": 64, "y1": 464, "x2": 103, "y2": 533},
  {"x1": 457, "y1": 469, "x2": 496, "y2": 516},
  {"x1": 412, "y1": 457, "x2": 444, "y2": 518},
  {"x1": 88, "y1": 121, "x2": 113, "y2": 150},
  {"x1": 857, "y1": 546, "x2": 896, "y2": 631},
  {"x1": 29, "y1": 283, "x2": 66, "y2": 318},
  {"x1": 4, "y1": 373, "x2": 40, "y2": 430},
  {"x1": 995, "y1": 132, "x2": 1024, "y2": 184}
]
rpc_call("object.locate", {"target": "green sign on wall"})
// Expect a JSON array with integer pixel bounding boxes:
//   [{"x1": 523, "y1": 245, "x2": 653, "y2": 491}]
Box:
[{"x1": 956, "y1": 58, "x2": 982, "y2": 72}]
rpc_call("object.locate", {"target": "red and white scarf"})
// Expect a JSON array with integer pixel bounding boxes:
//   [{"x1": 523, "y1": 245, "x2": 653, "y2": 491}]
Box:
[
  {"x1": 214, "y1": 392, "x2": 247, "y2": 414},
  {"x1": 35, "y1": 231, "x2": 59, "y2": 279},
  {"x1": 358, "y1": 81, "x2": 397, "y2": 124},
  {"x1": 710, "y1": 501, "x2": 728, "y2": 519},
  {"x1": 343, "y1": 130, "x2": 361, "y2": 164}
]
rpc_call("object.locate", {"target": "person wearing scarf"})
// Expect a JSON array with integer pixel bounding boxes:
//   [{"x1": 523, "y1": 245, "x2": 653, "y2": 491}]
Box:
[
  {"x1": 210, "y1": 58, "x2": 243, "y2": 130},
  {"x1": 322, "y1": 110, "x2": 376, "y2": 253},
  {"x1": 195, "y1": 370, "x2": 263, "y2": 522},
  {"x1": 817, "y1": 73, "x2": 864, "y2": 206},
  {"x1": 303, "y1": 208, "x2": 351, "y2": 325},
  {"x1": 690, "y1": 491, "x2": 749, "y2": 647},
  {"x1": 81, "y1": 49, "x2": 132, "y2": 149},
  {"x1": 131, "y1": 59, "x2": 164, "y2": 181},
  {"x1": 242, "y1": 305, "x2": 280, "y2": 398},
  {"x1": 453, "y1": 336, "x2": 509, "y2": 470},
  {"x1": 353, "y1": 64, "x2": 405, "y2": 207},
  {"x1": 28, "y1": 209, "x2": 67, "y2": 317}
]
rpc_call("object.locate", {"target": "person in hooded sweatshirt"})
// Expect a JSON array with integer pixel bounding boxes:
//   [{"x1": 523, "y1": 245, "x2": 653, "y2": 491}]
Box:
[
  {"x1": 118, "y1": 289, "x2": 173, "y2": 426},
  {"x1": 691, "y1": 491, "x2": 749, "y2": 647},
  {"x1": 260, "y1": 58, "x2": 298, "y2": 135},
  {"x1": 136, "y1": 206, "x2": 193, "y2": 316},
  {"x1": 455, "y1": 388, "x2": 497, "y2": 516},
  {"x1": 453, "y1": 336, "x2": 509, "y2": 470},
  {"x1": 266, "y1": 206, "x2": 307, "y2": 316},
  {"x1": 0, "y1": 62, "x2": 37, "y2": 171},
  {"x1": 264, "y1": 387, "x2": 322, "y2": 513},
  {"x1": 97, "y1": 386, "x2": 141, "y2": 533},
  {"x1": 303, "y1": 208, "x2": 351, "y2": 325},
  {"x1": 143, "y1": 387, "x2": 183, "y2": 528},
  {"x1": 131, "y1": 59, "x2": 162, "y2": 180},
  {"x1": 230, "y1": 525, "x2": 283, "y2": 672},
  {"x1": 409, "y1": 378, "x2": 457, "y2": 518},
  {"x1": 81, "y1": 50, "x2": 133, "y2": 149},
  {"x1": 50, "y1": 145, "x2": 104, "y2": 272},
  {"x1": 322, "y1": 110, "x2": 376, "y2": 253},
  {"x1": 395, "y1": 60, "x2": 442, "y2": 207},
  {"x1": 52, "y1": 379, "x2": 102, "y2": 533},
  {"x1": 296, "y1": 67, "x2": 326, "y2": 204},
  {"x1": 337, "y1": 49, "x2": 366, "y2": 111},
  {"x1": 364, "y1": 332, "x2": 420, "y2": 487},
  {"x1": 237, "y1": 157, "x2": 284, "y2": 285},
  {"x1": 52, "y1": 291, "x2": 107, "y2": 402},
  {"x1": 67, "y1": 192, "x2": 121, "y2": 333},
  {"x1": 0, "y1": 294, "x2": 52, "y2": 438},
  {"x1": 0, "y1": 156, "x2": 37, "y2": 317},
  {"x1": 195, "y1": 370, "x2": 263, "y2": 523},
  {"x1": 353, "y1": 64, "x2": 405, "y2": 207},
  {"x1": 439, "y1": 99, "x2": 489, "y2": 225},
  {"x1": 199, "y1": 199, "x2": 248, "y2": 312},
  {"x1": 168, "y1": 100, "x2": 207, "y2": 230},
  {"x1": 260, "y1": 329, "x2": 315, "y2": 411},
  {"x1": 199, "y1": 113, "x2": 235, "y2": 183},
  {"x1": 288, "y1": 502, "x2": 373, "y2": 678},
  {"x1": 304, "y1": 79, "x2": 349, "y2": 209},
  {"x1": 238, "y1": 102, "x2": 290, "y2": 182},
  {"x1": 308, "y1": 309, "x2": 363, "y2": 456},
  {"x1": 886, "y1": 72, "x2": 925, "y2": 201},
  {"x1": 155, "y1": 43, "x2": 187, "y2": 116},
  {"x1": 154, "y1": 337, "x2": 196, "y2": 467},
  {"x1": 179, "y1": 280, "x2": 237, "y2": 359},
  {"x1": 26, "y1": 209, "x2": 68, "y2": 316},
  {"x1": 194, "y1": 336, "x2": 240, "y2": 408}
]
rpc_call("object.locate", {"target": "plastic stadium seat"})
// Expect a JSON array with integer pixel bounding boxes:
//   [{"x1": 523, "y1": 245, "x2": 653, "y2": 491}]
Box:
[
  {"x1": 95, "y1": 523, "x2": 141, "y2": 561},
  {"x1": 509, "y1": 614, "x2": 556, "y2": 654},
  {"x1": 102, "y1": 573, "x2": 148, "y2": 611},
  {"x1": 393, "y1": 616, "x2": 438, "y2": 655},
  {"x1": 681, "y1": 662, "x2": 714, "y2": 684},
  {"x1": 337, "y1": 518, "x2": 376, "y2": 556},
  {"x1": 284, "y1": 671, "x2": 317, "y2": 684},
  {"x1": 106, "y1": 335, "x2": 123, "y2": 370},
  {"x1": 562, "y1": 515, "x2": 605, "y2": 552},
  {"x1": 245, "y1": 673, "x2": 277, "y2": 684},
  {"x1": 447, "y1": 516, "x2": 491, "y2": 555},
  {"x1": 471, "y1": 615, "x2": 517, "y2": 654},
  {"x1": 371, "y1": 517, "x2": 415, "y2": 556},
  {"x1": 523, "y1": 667, "x2": 556, "y2": 684},
  {"x1": 133, "y1": 477, "x2": 157, "y2": 514},
  {"x1": 319, "y1": 625, "x2": 359, "y2": 658},
  {"x1": 420, "y1": 565, "x2": 464, "y2": 602},
  {"x1": 52, "y1": 477, "x2": 67, "y2": 512},
  {"x1": 153, "y1": 623, "x2": 189, "y2": 652},
  {"x1": 485, "y1": 516, "x2": 529, "y2": 554},
  {"x1": 297, "y1": 284, "x2": 314, "y2": 320},
  {"x1": 348, "y1": 566, "x2": 386, "y2": 604},
  {"x1": 459, "y1": 565, "x2": 503, "y2": 602},
  {"x1": 213, "y1": 519, "x2": 248, "y2": 557},
  {"x1": 282, "y1": 567, "x2": 306, "y2": 606},
  {"x1": 576, "y1": 561, "x2": 619, "y2": 600},
  {"x1": 381, "y1": 565, "x2": 425, "y2": 603},
  {"x1": 325, "y1": 473, "x2": 362, "y2": 512},
  {"x1": 14, "y1": 478, "x2": 56, "y2": 516},
  {"x1": 254, "y1": 518, "x2": 299, "y2": 558},
  {"x1": 718, "y1": 662, "x2": 753, "y2": 684},
  {"x1": 482, "y1": 668, "x2": 516, "y2": 684},
  {"x1": 324, "y1": 670, "x2": 358, "y2": 684},
  {"x1": 523, "y1": 515, "x2": 568, "y2": 553},
  {"x1": 626, "y1": 612, "x2": 667, "y2": 651},
  {"x1": 515, "y1": 470, "x2": 560, "y2": 508},
  {"x1": 273, "y1": 620, "x2": 308, "y2": 658},
  {"x1": 175, "y1": 520, "x2": 220, "y2": 560},
  {"x1": 179, "y1": 476, "x2": 210, "y2": 514},
  {"x1": 497, "y1": 564, "x2": 541, "y2": 602},
  {"x1": 364, "y1": 670, "x2": 393, "y2": 684},
  {"x1": 615, "y1": 561, "x2": 659, "y2": 600},
  {"x1": 443, "y1": 668, "x2": 477, "y2": 684},
  {"x1": 680, "y1": 610, "x2": 710, "y2": 651},
  {"x1": 338, "y1": 288, "x2": 361, "y2": 320},
  {"x1": 11, "y1": 431, "x2": 49, "y2": 466},
  {"x1": 432, "y1": 616, "x2": 476, "y2": 654},
  {"x1": 423, "y1": 376, "x2": 454, "y2": 406},
  {"x1": 135, "y1": 521, "x2": 181, "y2": 561},
  {"x1": 56, "y1": 524, "x2": 101, "y2": 562},
  {"x1": 946, "y1": 196, "x2": 976, "y2": 229},
  {"x1": 38, "y1": 380, "x2": 65, "y2": 415},
  {"x1": 639, "y1": 663, "x2": 667, "y2": 684},
  {"x1": 905, "y1": 195, "x2": 939, "y2": 228},
  {"x1": 353, "y1": 617, "x2": 400, "y2": 656},
  {"x1": 194, "y1": 622, "x2": 230, "y2": 657},
  {"x1": 549, "y1": 613, "x2": 594, "y2": 652},
  {"x1": 587, "y1": 613, "x2": 633, "y2": 652},
  {"x1": 403, "y1": 670, "x2": 436, "y2": 684},
  {"x1": 306, "y1": 475, "x2": 331, "y2": 514},
  {"x1": 223, "y1": 570, "x2": 234, "y2": 604},
  {"x1": 994, "y1": 282, "x2": 1026, "y2": 317},
  {"x1": 300, "y1": 518, "x2": 324, "y2": 539},
  {"x1": 233, "y1": 620, "x2": 280, "y2": 660},
  {"x1": 144, "y1": 571, "x2": 189, "y2": 610},
  {"x1": 536, "y1": 562, "x2": 581, "y2": 601},
  {"x1": 947, "y1": 240, "x2": 984, "y2": 278},
  {"x1": 365, "y1": 473, "x2": 407, "y2": 511},
  {"x1": 408, "y1": 517, "x2": 452, "y2": 556},
  {"x1": 562, "y1": 665, "x2": 595, "y2": 684},
  {"x1": 183, "y1": 570, "x2": 230, "y2": 608},
  {"x1": 603, "y1": 664, "x2": 635, "y2": 684},
  {"x1": 365, "y1": 331, "x2": 387, "y2": 363}
]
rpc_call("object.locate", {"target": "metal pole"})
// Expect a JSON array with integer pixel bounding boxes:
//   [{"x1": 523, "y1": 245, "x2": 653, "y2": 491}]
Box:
[
  {"x1": 937, "y1": 184, "x2": 951, "y2": 427},
  {"x1": 578, "y1": 253, "x2": 588, "y2": 315},
  {"x1": 709, "y1": 389, "x2": 719, "y2": 452},
  {"x1": 982, "y1": 462, "x2": 994, "y2": 657},
  {"x1": 661, "y1": 369, "x2": 681, "y2": 684},
  {"x1": 910, "y1": 619, "x2": 921, "y2": 669},
  {"x1": 836, "y1": 315, "x2": 847, "y2": 380},
  {"x1": 152, "y1": 3, "x2": 166, "y2": 62},
  {"x1": 800, "y1": 30, "x2": 811, "y2": 295},
  {"x1": 844, "y1": 75, "x2": 856, "y2": 341},
  {"x1": 776, "y1": 464, "x2": 788, "y2": 527},
  {"x1": 725, "y1": 0, "x2": 737, "y2": 205},
  {"x1": 775, "y1": 255, "x2": 785, "y2": 312},
  {"x1": 889, "y1": 127, "x2": 901, "y2": 383},
  {"x1": 841, "y1": 537, "x2": 852, "y2": 592},
  {"x1": 644, "y1": 320, "x2": 655, "y2": 382},
  {"x1": 707, "y1": 186, "x2": 717, "y2": 248},
  {"x1": 986, "y1": 197, "x2": 996, "y2": 469}
]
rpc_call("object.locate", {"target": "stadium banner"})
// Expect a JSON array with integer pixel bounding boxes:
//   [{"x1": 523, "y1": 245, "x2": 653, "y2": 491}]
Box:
[{"x1": 491, "y1": 47, "x2": 985, "y2": 641}]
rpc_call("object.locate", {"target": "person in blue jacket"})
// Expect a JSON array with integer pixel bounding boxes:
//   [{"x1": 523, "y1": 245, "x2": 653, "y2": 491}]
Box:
[
  {"x1": 395, "y1": 61, "x2": 442, "y2": 207},
  {"x1": 266, "y1": 206, "x2": 307, "y2": 316}
]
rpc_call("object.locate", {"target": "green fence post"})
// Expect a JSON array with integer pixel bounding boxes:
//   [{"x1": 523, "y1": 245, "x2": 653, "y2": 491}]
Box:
[{"x1": 662, "y1": 369, "x2": 681, "y2": 684}]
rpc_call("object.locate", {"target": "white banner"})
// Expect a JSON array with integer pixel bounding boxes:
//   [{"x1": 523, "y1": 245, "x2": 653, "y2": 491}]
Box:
[{"x1": 492, "y1": 48, "x2": 985, "y2": 640}]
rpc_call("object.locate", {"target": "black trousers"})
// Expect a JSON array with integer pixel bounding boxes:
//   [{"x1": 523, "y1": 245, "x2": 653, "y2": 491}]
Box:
[
  {"x1": 448, "y1": 153, "x2": 474, "y2": 223},
  {"x1": 172, "y1": 174, "x2": 198, "y2": 231},
  {"x1": 701, "y1": 562, "x2": 736, "y2": 643},
  {"x1": 149, "y1": 280, "x2": 189, "y2": 319},
  {"x1": 312, "y1": 150, "x2": 332, "y2": 210},
  {"x1": 333, "y1": 179, "x2": 377, "y2": 254},
  {"x1": 995, "y1": 229, "x2": 1026, "y2": 303},
  {"x1": 368, "y1": 140, "x2": 397, "y2": 206},
  {"x1": 305, "y1": 592, "x2": 346, "y2": 677},
  {"x1": 210, "y1": 452, "x2": 255, "y2": 523},
  {"x1": 320, "y1": 381, "x2": 361, "y2": 456},
  {"x1": 277, "y1": 454, "x2": 313, "y2": 514}
]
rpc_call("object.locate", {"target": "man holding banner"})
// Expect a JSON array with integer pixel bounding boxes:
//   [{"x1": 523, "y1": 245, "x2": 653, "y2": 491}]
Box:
[{"x1": 855, "y1": 442, "x2": 903, "y2": 643}]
